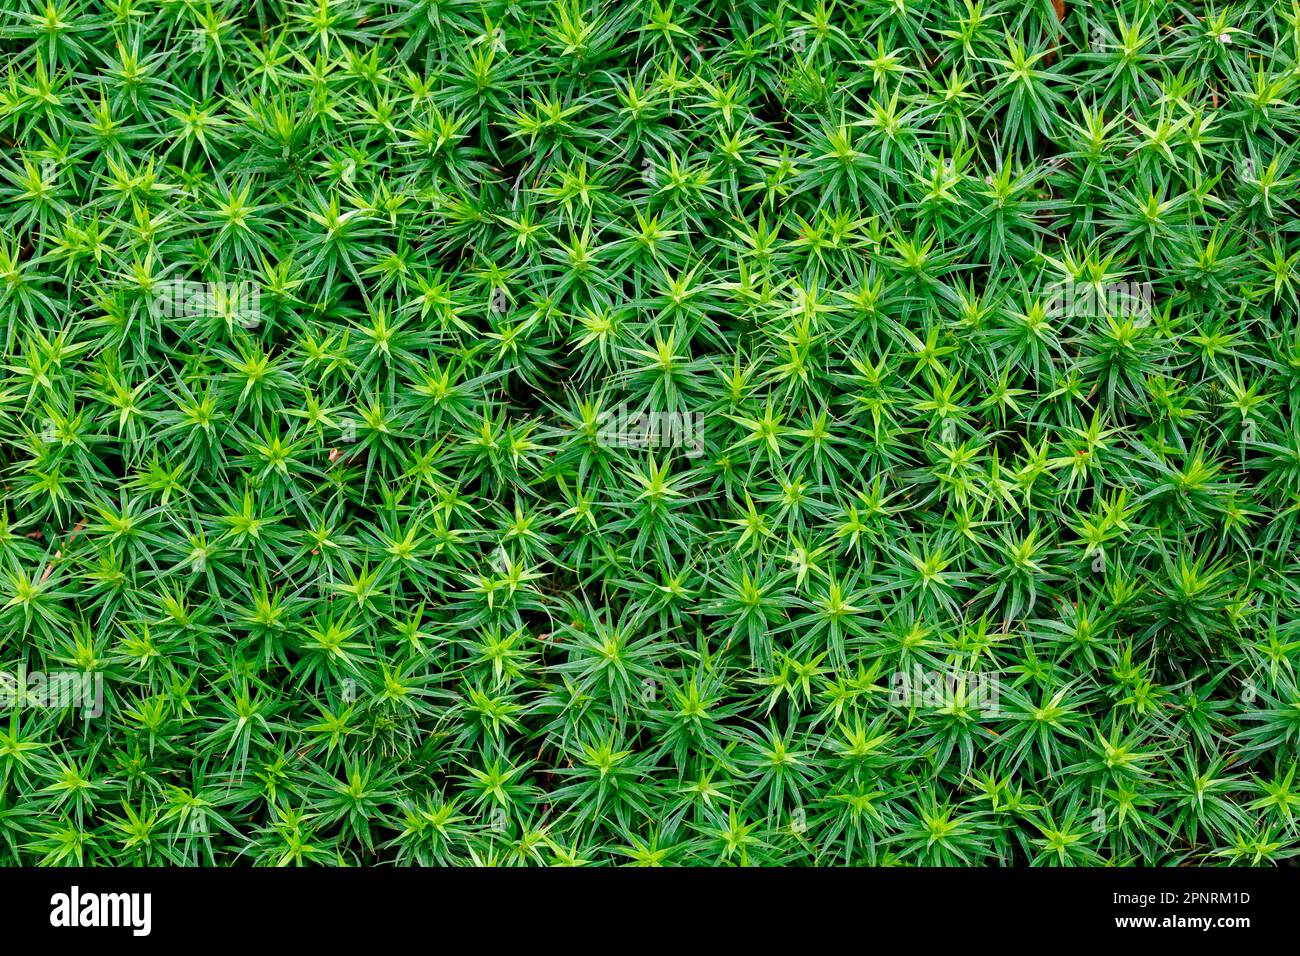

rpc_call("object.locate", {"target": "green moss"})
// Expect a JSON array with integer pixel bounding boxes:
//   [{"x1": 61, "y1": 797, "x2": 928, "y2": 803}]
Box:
[{"x1": 0, "y1": 0, "x2": 1297, "y2": 866}]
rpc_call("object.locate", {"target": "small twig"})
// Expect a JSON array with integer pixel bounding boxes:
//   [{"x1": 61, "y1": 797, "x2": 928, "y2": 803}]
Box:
[{"x1": 39, "y1": 519, "x2": 87, "y2": 585}]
